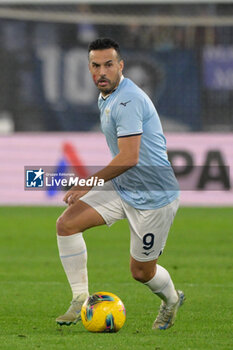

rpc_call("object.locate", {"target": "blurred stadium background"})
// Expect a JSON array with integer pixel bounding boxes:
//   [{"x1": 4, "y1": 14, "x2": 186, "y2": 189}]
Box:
[
  {"x1": 0, "y1": 0, "x2": 232, "y2": 205},
  {"x1": 1, "y1": 0, "x2": 233, "y2": 132}
]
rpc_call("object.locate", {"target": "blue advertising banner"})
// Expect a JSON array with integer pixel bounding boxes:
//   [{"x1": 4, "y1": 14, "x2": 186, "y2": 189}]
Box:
[
  {"x1": 0, "y1": 20, "x2": 201, "y2": 131},
  {"x1": 33, "y1": 46, "x2": 201, "y2": 131},
  {"x1": 154, "y1": 50, "x2": 200, "y2": 130},
  {"x1": 203, "y1": 46, "x2": 233, "y2": 90}
]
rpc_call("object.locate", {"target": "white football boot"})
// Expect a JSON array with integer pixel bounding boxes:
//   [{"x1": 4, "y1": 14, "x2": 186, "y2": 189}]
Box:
[
  {"x1": 152, "y1": 290, "x2": 185, "y2": 330},
  {"x1": 56, "y1": 292, "x2": 89, "y2": 326}
]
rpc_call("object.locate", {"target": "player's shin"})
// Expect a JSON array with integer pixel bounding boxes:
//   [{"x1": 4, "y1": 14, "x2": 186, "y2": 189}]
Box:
[
  {"x1": 144, "y1": 264, "x2": 178, "y2": 306},
  {"x1": 57, "y1": 232, "x2": 89, "y2": 299}
]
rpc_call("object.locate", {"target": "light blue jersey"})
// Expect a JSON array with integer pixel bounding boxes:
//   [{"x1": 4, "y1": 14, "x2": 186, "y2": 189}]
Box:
[{"x1": 98, "y1": 77, "x2": 179, "y2": 209}]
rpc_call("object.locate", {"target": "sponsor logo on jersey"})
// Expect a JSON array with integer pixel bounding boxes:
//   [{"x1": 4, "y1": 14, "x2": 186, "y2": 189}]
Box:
[{"x1": 120, "y1": 100, "x2": 131, "y2": 107}]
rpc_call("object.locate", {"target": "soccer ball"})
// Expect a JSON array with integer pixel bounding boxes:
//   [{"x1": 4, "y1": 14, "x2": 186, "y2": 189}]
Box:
[{"x1": 81, "y1": 291, "x2": 126, "y2": 333}]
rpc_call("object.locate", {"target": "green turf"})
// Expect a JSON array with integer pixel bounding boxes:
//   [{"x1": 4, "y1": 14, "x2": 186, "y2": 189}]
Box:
[{"x1": 0, "y1": 206, "x2": 232, "y2": 350}]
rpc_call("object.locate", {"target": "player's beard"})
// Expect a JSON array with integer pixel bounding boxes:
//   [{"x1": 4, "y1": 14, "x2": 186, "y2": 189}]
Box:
[{"x1": 97, "y1": 75, "x2": 121, "y2": 96}]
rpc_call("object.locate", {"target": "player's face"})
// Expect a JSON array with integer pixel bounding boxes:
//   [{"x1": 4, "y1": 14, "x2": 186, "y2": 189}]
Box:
[{"x1": 89, "y1": 48, "x2": 124, "y2": 96}]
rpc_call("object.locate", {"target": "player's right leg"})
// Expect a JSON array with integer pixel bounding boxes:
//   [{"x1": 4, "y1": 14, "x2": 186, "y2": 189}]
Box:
[
  {"x1": 56, "y1": 200, "x2": 105, "y2": 326},
  {"x1": 56, "y1": 181, "x2": 125, "y2": 326}
]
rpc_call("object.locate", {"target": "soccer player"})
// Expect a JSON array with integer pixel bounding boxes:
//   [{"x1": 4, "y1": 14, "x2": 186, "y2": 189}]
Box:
[{"x1": 56, "y1": 38, "x2": 185, "y2": 330}]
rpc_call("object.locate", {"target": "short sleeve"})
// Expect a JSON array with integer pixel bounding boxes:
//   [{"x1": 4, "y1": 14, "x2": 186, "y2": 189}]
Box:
[{"x1": 115, "y1": 97, "x2": 143, "y2": 138}]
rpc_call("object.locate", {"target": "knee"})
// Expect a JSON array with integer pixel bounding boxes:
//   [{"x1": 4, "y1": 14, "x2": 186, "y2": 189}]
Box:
[
  {"x1": 131, "y1": 266, "x2": 155, "y2": 284},
  {"x1": 56, "y1": 215, "x2": 74, "y2": 236}
]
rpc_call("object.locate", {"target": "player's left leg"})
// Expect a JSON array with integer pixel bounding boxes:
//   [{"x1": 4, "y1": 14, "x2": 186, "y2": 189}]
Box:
[
  {"x1": 125, "y1": 197, "x2": 185, "y2": 330},
  {"x1": 130, "y1": 257, "x2": 185, "y2": 330}
]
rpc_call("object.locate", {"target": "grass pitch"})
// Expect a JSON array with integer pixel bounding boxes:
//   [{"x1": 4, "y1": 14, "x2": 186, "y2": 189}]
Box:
[{"x1": 0, "y1": 206, "x2": 232, "y2": 350}]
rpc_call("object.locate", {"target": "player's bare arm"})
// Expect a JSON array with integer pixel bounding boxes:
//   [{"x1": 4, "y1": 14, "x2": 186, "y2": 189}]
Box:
[{"x1": 63, "y1": 134, "x2": 141, "y2": 205}]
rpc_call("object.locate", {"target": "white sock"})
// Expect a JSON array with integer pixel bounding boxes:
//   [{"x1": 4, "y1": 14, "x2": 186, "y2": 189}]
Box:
[
  {"x1": 57, "y1": 232, "x2": 89, "y2": 299},
  {"x1": 144, "y1": 265, "x2": 178, "y2": 306}
]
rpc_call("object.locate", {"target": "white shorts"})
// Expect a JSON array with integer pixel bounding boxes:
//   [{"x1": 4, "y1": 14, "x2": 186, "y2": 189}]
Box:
[{"x1": 80, "y1": 181, "x2": 179, "y2": 262}]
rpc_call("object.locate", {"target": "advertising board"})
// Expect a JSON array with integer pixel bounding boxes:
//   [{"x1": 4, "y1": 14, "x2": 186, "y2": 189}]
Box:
[{"x1": 0, "y1": 132, "x2": 232, "y2": 206}]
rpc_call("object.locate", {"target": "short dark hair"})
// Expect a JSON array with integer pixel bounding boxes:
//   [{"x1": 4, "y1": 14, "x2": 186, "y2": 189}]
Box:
[{"x1": 88, "y1": 38, "x2": 121, "y2": 60}]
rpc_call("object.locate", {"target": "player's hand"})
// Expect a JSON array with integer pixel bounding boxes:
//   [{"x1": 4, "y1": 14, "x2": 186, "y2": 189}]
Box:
[{"x1": 63, "y1": 186, "x2": 90, "y2": 206}]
